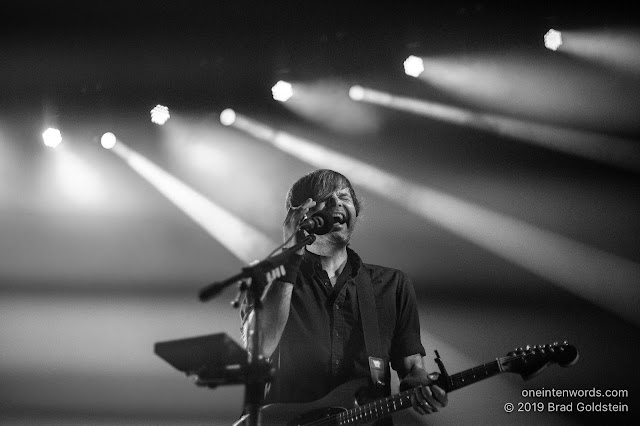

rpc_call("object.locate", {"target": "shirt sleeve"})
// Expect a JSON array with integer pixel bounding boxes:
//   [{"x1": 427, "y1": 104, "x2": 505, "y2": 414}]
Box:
[{"x1": 389, "y1": 271, "x2": 426, "y2": 372}]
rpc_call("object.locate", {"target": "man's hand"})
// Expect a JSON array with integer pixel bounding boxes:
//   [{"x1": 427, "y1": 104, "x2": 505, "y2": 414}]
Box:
[
  {"x1": 399, "y1": 368, "x2": 448, "y2": 415},
  {"x1": 283, "y1": 198, "x2": 316, "y2": 252}
]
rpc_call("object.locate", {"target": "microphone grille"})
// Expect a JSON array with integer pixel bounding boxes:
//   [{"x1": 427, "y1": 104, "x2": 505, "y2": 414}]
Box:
[{"x1": 311, "y1": 210, "x2": 334, "y2": 235}]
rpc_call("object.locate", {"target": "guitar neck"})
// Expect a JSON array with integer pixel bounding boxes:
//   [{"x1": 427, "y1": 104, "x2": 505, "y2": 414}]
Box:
[
  {"x1": 338, "y1": 358, "x2": 504, "y2": 424},
  {"x1": 438, "y1": 358, "x2": 504, "y2": 392}
]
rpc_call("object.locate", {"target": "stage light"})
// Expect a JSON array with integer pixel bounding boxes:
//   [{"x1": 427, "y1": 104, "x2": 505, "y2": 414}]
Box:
[
  {"x1": 403, "y1": 55, "x2": 425, "y2": 77},
  {"x1": 272, "y1": 80, "x2": 293, "y2": 102},
  {"x1": 150, "y1": 105, "x2": 170, "y2": 125},
  {"x1": 272, "y1": 80, "x2": 381, "y2": 135},
  {"x1": 220, "y1": 108, "x2": 236, "y2": 126},
  {"x1": 544, "y1": 29, "x2": 563, "y2": 51},
  {"x1": 348, "y1": 85, "x2": 365, "y2": 101},
  {"x1": 100, "y1": 132, "x2": 117, "y2": 149},
  {"x1": 42, "y1": 127, "x2": 62, "y2": 148}
]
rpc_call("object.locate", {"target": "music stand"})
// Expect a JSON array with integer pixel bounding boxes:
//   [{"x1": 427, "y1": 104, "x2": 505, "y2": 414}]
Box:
[{"x1": 154, "y1": 332, "x2": 250, "y2": 387}]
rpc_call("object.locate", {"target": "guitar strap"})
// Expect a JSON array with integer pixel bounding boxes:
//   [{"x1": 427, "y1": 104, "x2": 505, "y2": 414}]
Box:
[{"x1": 355, "y1": 269, "x2": 389, "y2": 394}]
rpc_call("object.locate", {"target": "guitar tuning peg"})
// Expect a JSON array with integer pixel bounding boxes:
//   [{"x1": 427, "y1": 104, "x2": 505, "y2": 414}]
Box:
[
  {"x1": 526, "y1": 345, "x2": 531, "y2": 350},
  {"x1": 553, "y1": 341, "x2": 559, "y2": 346}
]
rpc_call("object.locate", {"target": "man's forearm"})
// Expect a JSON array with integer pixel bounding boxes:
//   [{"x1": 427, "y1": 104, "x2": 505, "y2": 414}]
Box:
[{"x1": 242, "y1": 280, "x2": 294, "y2": 359}]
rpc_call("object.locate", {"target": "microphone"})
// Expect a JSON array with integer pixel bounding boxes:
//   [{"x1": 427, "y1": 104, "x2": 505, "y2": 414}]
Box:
[{"x1": 298, "y1": 210, "x2": 334, "y2": 235}]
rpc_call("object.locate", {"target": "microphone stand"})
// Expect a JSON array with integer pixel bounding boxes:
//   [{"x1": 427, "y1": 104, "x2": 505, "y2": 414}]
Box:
[{"x1": 199, "y1": 233, "x2": 317, "y2": 426}]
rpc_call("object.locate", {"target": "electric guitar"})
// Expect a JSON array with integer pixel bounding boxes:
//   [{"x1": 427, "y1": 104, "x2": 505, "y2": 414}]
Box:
[{"x1": 234, "y1": 341, "x2": 578, "y2": 426}]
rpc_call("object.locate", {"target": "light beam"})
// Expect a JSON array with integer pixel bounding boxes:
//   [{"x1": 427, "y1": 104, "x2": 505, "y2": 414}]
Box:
[
  {"x1": 108, "y1": 140, "x2": 277, "y2": 264},
  {"x1": 350, "y1": 86, "x2": 640, "y2": 173},
  {"x1": 226, "y1": 111, "x2": 640, "y2": 327},
  {"x1": 552, "y1": 28, "x2": 640, "y2": 74}
]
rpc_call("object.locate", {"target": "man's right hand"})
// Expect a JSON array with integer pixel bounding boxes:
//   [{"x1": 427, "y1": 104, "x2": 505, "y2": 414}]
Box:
[{"x1": 283, "y1": 198, "x2": 317, "y2": 252}]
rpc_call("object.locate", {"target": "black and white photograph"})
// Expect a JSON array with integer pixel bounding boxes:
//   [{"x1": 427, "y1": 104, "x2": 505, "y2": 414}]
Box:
[{"x1": 1, "y1": 1, "x2": 638, "y2": 424}]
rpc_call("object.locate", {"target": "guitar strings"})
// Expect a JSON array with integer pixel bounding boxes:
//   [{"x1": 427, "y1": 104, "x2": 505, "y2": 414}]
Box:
[
  {"x1": 289, "y1": 351, "x2": 561, "y2": 425},
  {"x1": 298, "y1": 360, "x2": 504, "y2": 426}
]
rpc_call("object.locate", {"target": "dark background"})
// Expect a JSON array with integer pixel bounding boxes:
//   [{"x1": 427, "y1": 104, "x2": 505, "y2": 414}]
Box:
[{"x1": 1, "y1": 1, "x2": 638, "y2": 424}]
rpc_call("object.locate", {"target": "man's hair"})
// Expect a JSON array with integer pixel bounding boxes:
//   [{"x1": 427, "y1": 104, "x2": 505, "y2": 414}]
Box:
[{"x1": 285, "y1": 169, "x2": 361, "y2": 216}]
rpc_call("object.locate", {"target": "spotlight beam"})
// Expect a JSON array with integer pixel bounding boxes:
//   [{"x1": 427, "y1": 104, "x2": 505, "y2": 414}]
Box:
[
  {"x1": 351, "y1": 86, "x2": 640, "y2": 174},
  {"x1": 556, "y1": 29, "x2": 640, "y2": 74},
  {"x1": 109, "y1": 140, "x2": 277, "y2": 264},
  {"x1": 228, "y1": 112, "x2": 640, "y2": 327}
]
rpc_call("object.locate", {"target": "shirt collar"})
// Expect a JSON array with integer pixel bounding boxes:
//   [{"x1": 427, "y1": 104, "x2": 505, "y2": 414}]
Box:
[{"x1": 302, "y1": 246, "x2": 362, "y2": 279}]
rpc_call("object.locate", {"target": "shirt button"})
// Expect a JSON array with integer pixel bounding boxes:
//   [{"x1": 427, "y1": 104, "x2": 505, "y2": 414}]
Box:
[
  {"x1": 335, "y1": 359, "x2": 340, "y2": 365},
  {"x1": 335, "y1": 304, "x2": 340, "y2": 310}
]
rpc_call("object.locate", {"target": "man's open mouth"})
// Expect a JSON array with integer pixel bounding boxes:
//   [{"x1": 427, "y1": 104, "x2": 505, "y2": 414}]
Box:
[{"x1": 331, "y1": 212, "x2": 347, "y2": 225}]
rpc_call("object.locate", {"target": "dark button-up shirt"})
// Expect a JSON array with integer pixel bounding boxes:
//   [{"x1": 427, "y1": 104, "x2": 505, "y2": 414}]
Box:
[{"x1": 243, "y1": 247, "x2": 425, "y2": 405}]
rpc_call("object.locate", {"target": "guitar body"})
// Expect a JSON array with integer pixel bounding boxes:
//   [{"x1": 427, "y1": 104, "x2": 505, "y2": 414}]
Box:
[{"x1": 235, "y1": 377, "x2": 377, "y2": 426}]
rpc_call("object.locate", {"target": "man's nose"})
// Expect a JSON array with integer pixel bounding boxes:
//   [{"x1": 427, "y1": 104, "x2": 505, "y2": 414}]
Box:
[{"x1": 327, "y1": 194, "x2": 341, "y2": 207}]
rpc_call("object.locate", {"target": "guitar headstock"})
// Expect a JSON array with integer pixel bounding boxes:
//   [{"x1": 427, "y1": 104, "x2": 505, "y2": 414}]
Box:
[{"x1": 503, "y1": 341, "x2": 578, "y2": 381}]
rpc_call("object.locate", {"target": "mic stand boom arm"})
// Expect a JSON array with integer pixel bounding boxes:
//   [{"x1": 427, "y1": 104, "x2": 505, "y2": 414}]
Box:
[
  {"x1": 198, "y1": 233, "x2": 317, "y2": 426},
  {"x1": 198, "y1": 233, "x2": 316, "y2": 303}
]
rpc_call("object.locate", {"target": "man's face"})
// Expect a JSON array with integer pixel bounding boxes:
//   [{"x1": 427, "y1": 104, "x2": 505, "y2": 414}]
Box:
[{"x1": 308, "y1": 186, "x2": 357, "y2": 245}]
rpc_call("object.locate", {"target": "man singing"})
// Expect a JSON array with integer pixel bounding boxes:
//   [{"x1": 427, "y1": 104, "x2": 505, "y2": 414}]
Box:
[{"x1": 240, "y1": 169, "x2": 447, "y2": 425}]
